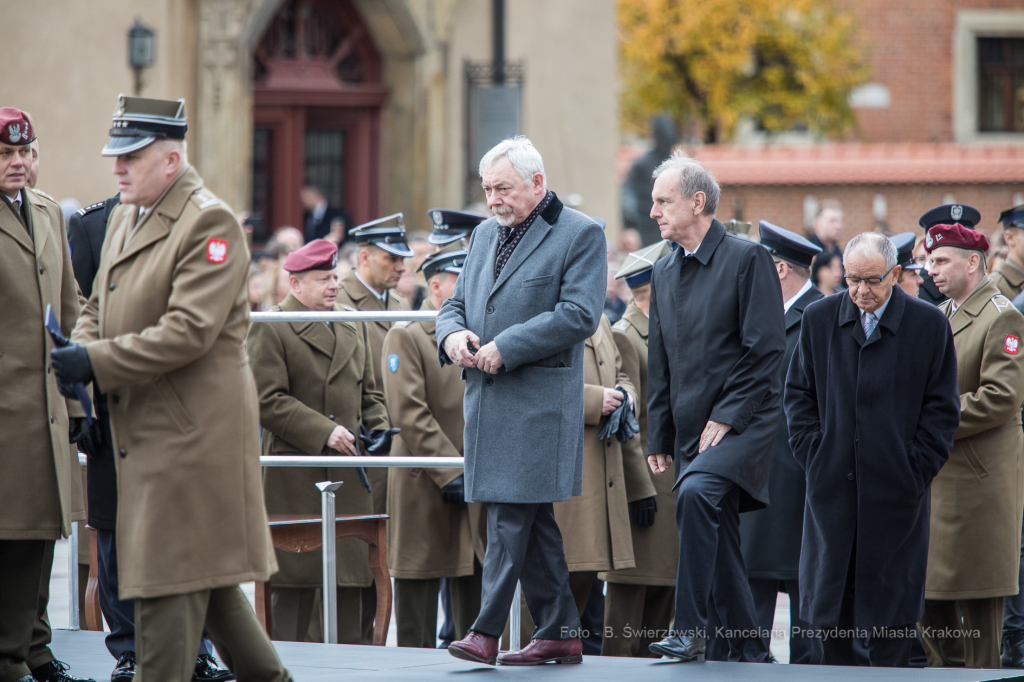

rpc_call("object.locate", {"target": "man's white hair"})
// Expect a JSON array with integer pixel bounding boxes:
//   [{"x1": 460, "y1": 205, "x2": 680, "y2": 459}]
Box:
[
  {"x1": 652, "y1": 150, "x2": 720, "y2": 216},
  {"x1": 843, "y1": 232, "x2": 897, "y2": 271},
  {"x1": 478, "y1": 135, "x2": 546, "y2": 190}
]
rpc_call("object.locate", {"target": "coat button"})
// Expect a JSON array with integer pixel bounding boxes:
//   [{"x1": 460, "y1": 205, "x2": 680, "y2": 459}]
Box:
[
  {"x1": 119, "y1": 448, "x2": 127, "y2": 458},
  {"x1": 485, "y1": 378, "x2": 494, "y2": 386},
  {"x1": 847, "y1": 472, "x2": 855, "y2": 481},
  {"x1": 608, "y1": 480, "x2": 614, "y2": 487},
  {"x1": 328, "y1": 414, "x2": 335, "y2": 420},
  {"x1": 112, "y1": 394, "x2": 120, "y2": 404},
  {"x1": 109, "y1": 282, "x2": 116, "y2": 291},
  {"x1": 50, "y1": 415, "x2": 55, "y2": 424},
  {"x1": 598, "y1": 359, "x2": 603, "y2": 366},
  {"x1": 47, "y1": 365, "x2": 51, "y2": 374},
  {"x1": 38, "y1": 266, "x2": 44, "y2": 275},
  {"x1": 486, "y1": 306, "x2": 495, "y2": 314}
]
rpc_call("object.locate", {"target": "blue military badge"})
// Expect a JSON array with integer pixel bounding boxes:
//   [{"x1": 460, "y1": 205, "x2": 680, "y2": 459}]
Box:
[{"x1": 388, "y1": 354, "x2": 399, "y2": 373}]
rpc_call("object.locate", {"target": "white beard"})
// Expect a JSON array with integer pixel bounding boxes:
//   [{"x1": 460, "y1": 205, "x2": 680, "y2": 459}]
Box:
[{"x1": 493, "y1": 207, "x2": 515, "y2": 227}]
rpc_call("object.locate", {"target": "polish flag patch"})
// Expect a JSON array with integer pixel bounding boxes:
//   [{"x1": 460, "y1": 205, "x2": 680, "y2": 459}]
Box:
[
  {"x1": 1006, "y1": 335, "x2": 1019, "y2": 355},
  {"x1": 207, "y1": 238, "x2": 228, "y2": 264}
]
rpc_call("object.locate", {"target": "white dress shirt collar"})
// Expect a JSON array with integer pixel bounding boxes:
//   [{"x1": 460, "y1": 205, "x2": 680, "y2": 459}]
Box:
[
  {"x1": 355, "y1": 270, "x2": 387, "y2": 303},
  {"x1": 784, "y1": 279, "x2": 814, "y2": 314}
]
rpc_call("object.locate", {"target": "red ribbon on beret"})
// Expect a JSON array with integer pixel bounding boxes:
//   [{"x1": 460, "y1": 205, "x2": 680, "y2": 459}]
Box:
[{"x1": 924, "y1": 223, "x2": 989, "y2": 254}]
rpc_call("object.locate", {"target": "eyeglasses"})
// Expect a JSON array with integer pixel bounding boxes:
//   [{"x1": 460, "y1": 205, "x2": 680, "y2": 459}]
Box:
[{"x1": 845, "y1": 266, "x2": 896, "y2": 288}]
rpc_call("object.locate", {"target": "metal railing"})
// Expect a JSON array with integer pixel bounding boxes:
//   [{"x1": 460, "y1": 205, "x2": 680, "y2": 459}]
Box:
[{"x1": 69, "y1": 308, "x2": 525, "y2": 651}]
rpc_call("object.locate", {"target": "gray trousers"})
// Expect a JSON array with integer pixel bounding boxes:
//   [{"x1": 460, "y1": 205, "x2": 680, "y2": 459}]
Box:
[{"x1": 472, "y1": 502, "x2": 580, "y2": 641}]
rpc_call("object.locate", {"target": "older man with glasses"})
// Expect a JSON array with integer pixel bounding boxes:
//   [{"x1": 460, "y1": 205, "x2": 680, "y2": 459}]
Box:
[{"x1": 785, "y1": 232, "x2": 960, "y2": 667}]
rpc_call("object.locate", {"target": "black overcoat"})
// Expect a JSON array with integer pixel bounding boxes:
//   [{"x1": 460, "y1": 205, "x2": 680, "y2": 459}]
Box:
[
  {"x1": 784, "y1": 285, "x2": 960, "y2": 628},
  {"x1": 67, "y1": 195, "x2": 120, "y2": 530},
  {"x1": 741, "y1": 285, "x2": 823, "y2": 579},
  {"x1": 647, "y1": 219, "x2": 786, "y2": 511}
]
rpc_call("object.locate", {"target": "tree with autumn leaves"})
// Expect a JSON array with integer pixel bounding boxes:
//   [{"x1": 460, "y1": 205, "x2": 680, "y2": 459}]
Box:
[{"x1": 619, "y1": 0, "x2": 870, "y2": 142}]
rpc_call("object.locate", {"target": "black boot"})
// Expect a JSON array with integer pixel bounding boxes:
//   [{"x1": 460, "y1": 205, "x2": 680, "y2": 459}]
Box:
[{"x1": 1002, "y1": 632, "x2": 1024, "y2": 668}]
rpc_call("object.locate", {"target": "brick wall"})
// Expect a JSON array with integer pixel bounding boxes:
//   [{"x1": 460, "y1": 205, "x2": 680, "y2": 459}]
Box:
[{"x1": 721, "y1": 183, "x2": 1023, "y2": 246}]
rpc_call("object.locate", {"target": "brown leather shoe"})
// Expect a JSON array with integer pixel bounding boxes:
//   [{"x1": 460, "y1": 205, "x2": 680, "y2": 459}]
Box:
[
  {"x1": 448, "y1": 631, "x2": 499, "y2": 666},
  {"x1": 497, "y1": 637, "x2": 583, "y2": 665}
]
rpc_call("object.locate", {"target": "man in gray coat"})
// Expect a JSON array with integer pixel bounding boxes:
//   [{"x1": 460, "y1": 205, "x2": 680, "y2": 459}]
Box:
[{"x1": 437, "y1": 136, "x2": 606, "y2": 666}]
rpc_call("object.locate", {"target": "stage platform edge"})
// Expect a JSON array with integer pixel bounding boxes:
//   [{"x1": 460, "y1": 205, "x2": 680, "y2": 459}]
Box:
[{"x1": 51, "y1": 630, "x2": 1024, "y2": 682}]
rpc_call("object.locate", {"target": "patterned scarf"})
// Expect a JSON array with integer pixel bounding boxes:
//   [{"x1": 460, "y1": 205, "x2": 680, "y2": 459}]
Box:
[{"x1": 494, "y1": 190, "x2": 554, "y2": 279}]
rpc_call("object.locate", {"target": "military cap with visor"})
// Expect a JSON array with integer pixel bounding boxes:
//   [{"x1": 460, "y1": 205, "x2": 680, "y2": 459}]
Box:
[
  {"x1": 889, "y1": 232, "x2": 922, "y2": 271},
  {"x1": 283, "y1": 239, "x2": 338, "y2": 273},
  {"x1": 614, "y1": 239, "x2": 674, "y2": 289},
  {"x1": 919, "y1": 203, "x2": 981, "y2": 230},
  {"x1": 758, "y1": 220, "x2": 821, "y2": 269},
  {"x1": 0, "y1": 108, "x2": 35, "y2": 146},
  {"x1": 348, "y1": 212, "x2": 414, "y2": 257},
  {"x1": 102, "y1": 95, "x2": 187, "y2": 157},
  {"x1": 998, "y1": 203, "x2": 1024, "y2": 229},
  {"x1": 426, "y1": 208, "x2": 485, "y2": 246},
  {"x1": 418, "y1": 242, "x2": 467, "y2": 281}
]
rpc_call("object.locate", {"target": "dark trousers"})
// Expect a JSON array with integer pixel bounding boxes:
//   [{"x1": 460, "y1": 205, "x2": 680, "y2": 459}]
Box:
[
  {"x1": 0, "y1": 539, "x2": 47, "y2": 682},
  {"x1": 920, "y1": 597, "x2": 1003, "y2": 668},
  {"x1": 821, "y1": 554, "x2": 915, "y2": 667},
  {"x1": 1004, "y1": 508, "x2": 1024, "y2": 640},
  {"x1": 750, "y1": 579, "x2": 822, "y2": 664},
  {"x1": 472, "y1": 502, "x2": 579, "y2": 641},
  {"x1": 97, "y1": 529, "x2": 214, "y2": 659},
  {"x1": 395, "y1": 565, "x2": 482, "y2": 648},
  {"x1": 673, "y1": 472, "x2": 769, "y2": 662}
]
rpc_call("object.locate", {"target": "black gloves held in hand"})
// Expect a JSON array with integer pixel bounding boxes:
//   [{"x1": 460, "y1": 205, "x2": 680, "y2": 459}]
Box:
[
  {"x1": 70, "y1": 417, "x2": 105, "y2": 460},
  {"x1": 440, "y1": 475, "x2": 467, "y2": 506},
  {"x1": 51, "y1": 343, "x2": 94, "y2": 397},
  {"x1": 598, "y1": 387, "x2": 640, "y2": 443},
  {"x1": 359, "y1": 424, "x2": 400, "y2": 455},
  {"x1": 629, "y1": 496, "x2": 657, "y2": 529}
]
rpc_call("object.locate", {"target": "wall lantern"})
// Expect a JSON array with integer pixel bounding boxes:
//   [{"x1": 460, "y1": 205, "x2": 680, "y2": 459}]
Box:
[{"x1": 128, "y1": 20, "x2": 156, "y2": 95}]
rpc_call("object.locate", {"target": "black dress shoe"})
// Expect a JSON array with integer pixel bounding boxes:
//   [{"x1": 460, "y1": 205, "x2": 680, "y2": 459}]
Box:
[
  {"x1": 649, "y1": 635, "x2": 706, "y2": 661},
  {"x1": 14, "y1": 675, "x2": 36, "y2": 682},
  {"x1": 192, "y1": 655, "x2": 234, "y2": 682},
  {"x1": 31, "y1": 661, "x2": 96, "y2": 682},
  {"x1": 1003, "y1": 633, "x2": 1024, "y2": 668},
  {"x1": 110, "y1": 652, "x2": 135, "y2": 682}
]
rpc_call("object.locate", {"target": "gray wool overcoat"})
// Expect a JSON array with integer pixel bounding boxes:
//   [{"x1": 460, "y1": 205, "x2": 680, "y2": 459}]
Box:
[{"x1": 435, "y1": 195, "x2": 607, "y2": 504}]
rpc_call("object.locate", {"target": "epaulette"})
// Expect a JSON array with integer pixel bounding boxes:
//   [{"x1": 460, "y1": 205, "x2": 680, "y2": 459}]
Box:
[
  {"x1": 343, "y1": 305, "x2": 357, "y2": 312},
  {"x1": 612, "y1": 319, "x2": 630, "y2": 332},
  {"x1": 191, "y1": 189, "x2": 220, "y2": 210},
  {"x1": 76, "y1": 201, "x2": 105, "y2": 217},
  {"x1": 992, "y1": 294, "x2": 1014, "y2": 313},
  {"x1": 32, "y1": 188, "x2": 56, "y2": 202},
  {"x1": 394, "y1": 320, "x2": 411, "y2": 328}
]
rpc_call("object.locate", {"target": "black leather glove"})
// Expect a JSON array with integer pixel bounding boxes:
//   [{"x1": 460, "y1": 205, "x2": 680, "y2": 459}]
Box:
[
  {"x1": 359, "y1": 424, "x2": 401, "y2": 454},
  {"x1": 71, "y1": 417, "x2": 105, "y2": 460},
  {"x1": 440, "y1": 475, "x2": 467, "y2": 506},
  {"x1": 51, "y1": 343, "x2": 94, "y2": 388},
  {"x1": 629, "y1": 496, "x2": 657, "y2": 529},
  {"x1": 599, "y1": 387, "x2": 639, "y2": 443}
]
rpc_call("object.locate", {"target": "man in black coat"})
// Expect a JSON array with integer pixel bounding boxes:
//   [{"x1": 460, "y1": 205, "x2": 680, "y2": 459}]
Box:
[
  {"x1": 644, "y1": 152, "x2": 785, "y2": 664},
  {"x1": 300, "y1": 184, "x2": 351, "y2": 244},
  {"x1": 785, "y1": 232, "x2": 960, "y2": 667},
  {"x1": 66, "y1": 198, "x2": 232, "y2": 682},
  {"x1": 730, "y1": 222, "x2": 824, "y2": 665}
]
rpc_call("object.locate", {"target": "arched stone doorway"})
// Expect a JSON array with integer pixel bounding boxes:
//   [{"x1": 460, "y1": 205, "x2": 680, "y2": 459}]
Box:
[{"x1": 250, "y1": 0, "x2": 386, "y2": 241}]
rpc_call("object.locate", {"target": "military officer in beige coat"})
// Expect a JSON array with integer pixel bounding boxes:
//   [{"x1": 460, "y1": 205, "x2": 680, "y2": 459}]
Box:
[
  {"x1": 600, "y1": 241, "x2": 678, "y2": 658},
  {"x1": 0, "y1": 108, "x2": 90, "y2": 682},
  {"x1": 337, "y1": 218, "x2": 412, "y2": 516},
  {"x1": 919, "y1": 221, "x2": 1024, "y2": 668},
  {"x1": 510, "y1": 314, "x2": 649, "y2": 648},
  {"x1": 994, "y1": 204, "x2": 1024, "y2": 300},
  {"x1": 246, "y1": 239, "x2": 394, "y2": 645},
  {"x1": 59, "y1": 97, "x2": 289, "y2": 682},
  {"x1": 382, "y1": 244, "x2": 486, "y2": 648}
]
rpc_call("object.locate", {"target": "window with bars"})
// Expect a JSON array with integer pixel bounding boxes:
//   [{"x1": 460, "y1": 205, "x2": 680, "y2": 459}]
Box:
[{"x1": 978, "y1": 37, "x2": 1024, "y2": 133}]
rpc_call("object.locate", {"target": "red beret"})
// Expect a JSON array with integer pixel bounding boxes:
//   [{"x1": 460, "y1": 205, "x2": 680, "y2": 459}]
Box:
[
  {"x1": 283, "y1": 239, "x2": 339, "y2": 273},
  {"x1": 0, "y1": 108, "x2": 35, "y2": 146},
  {"x1": 925, "y1": 223, "x2": 989, "y2": 254}
]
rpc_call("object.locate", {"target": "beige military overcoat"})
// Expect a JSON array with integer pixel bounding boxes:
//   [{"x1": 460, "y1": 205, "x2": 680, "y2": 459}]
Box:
[
  {"x1": 72, "y1": 167, "x2": 276, "y2": 599},
  {"x1": 0, "y1": 188, "x2": 84, "y2": 540},
  {"x1": 927, "y1": 278, "x2": 1024, "y2": 599},
  {"x1": 993, "y1": 258, "x2": 1024, "y2": 300},
  {"x1": 600, "y1": 302, "x2": 678, "y2": 586},
  {"x1": 336, "y1": 269, "x2": 409, "y2": 514},
  {"x1": 555, "y1": 315, "x2": 647, "y2": 572},
  {"x1": 381, "y1": 301, "x2": 486, "y2": 580},
  {"x1": 247, "y1": 293, "x2": 390, "y2": 588}
]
